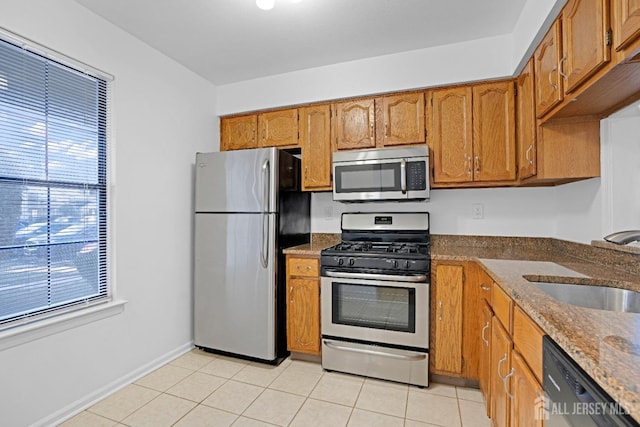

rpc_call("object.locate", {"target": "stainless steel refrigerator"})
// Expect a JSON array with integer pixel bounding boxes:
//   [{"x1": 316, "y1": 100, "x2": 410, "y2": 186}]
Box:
[{"x1": 194, "y1": 148, "x2": 310, "y2": 364}]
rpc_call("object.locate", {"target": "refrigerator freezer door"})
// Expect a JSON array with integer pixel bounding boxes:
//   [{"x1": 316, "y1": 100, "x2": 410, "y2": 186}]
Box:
[
  {"x1": 194, "y1": 212, "x2": 278, "y2": 361},
  {"x1": 195, "y1": 148, "x2": 278, "y2": 213}
]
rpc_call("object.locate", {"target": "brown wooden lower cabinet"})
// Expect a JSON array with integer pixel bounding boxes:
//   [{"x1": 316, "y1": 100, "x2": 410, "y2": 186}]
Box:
[
  {"x1": 430, "y1": 261, "x2": 485, "y2": 379},
  {"x1": 432, "y1": 263, "x2": 464, "y2": 374},
  {"x1": 286, "y1": 255, "x2": 321, "y2": 355},
  {"x1": 511, "y1": 349, "x2": 544, "y2": 427},
  {"x1": 479, "y1": 301, "x2": 493, "y2": 417},
  {"x1": 490, "y1": 316, "x2": 513, "y2": 427},
  {"x1": 475, "y1": 276, "x2": 546, "y2": 427}
]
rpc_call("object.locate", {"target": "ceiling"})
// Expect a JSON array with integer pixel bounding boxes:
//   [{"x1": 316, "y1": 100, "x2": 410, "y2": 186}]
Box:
[{"x1": 74, "y1": 0, "x2": 528, "y2": 86}]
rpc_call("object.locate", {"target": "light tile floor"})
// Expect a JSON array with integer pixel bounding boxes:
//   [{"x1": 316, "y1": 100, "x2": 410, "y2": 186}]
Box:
[{"x1": 59, "y1": 349, "x2": 491, "y2": 427}]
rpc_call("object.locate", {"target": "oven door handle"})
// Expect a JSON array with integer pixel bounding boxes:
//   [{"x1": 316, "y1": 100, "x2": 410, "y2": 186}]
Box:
[
  {"x1": 323, "y1": 339, "x2": 426, "y2": 361},
  {"x1": 324, "y1": 270, "x2": 427, "y2": 283}
]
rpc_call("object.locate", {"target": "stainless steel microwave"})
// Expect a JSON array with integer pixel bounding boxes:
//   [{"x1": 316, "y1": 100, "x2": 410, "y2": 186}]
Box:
[{"x1": 332, "y1": 146, "x2": 430, "y2": 202}]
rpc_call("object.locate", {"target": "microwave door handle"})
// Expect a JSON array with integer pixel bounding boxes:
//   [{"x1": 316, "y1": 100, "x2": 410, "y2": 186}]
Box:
[{"x1": 400, "y1": 159, "x2": 407, "y2": 194}]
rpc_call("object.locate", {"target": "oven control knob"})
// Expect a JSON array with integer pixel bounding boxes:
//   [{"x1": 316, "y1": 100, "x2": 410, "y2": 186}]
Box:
[
  {"x1": 338, "y1": 258, "x2": 344, "y2": 266},
  {"x1": 348, "y1": 258, "x2": 355, "y2": 266},
  {"x1": 392, "y1": 260, "x2": 398, "y2": 268},
  {"x1": 405, "y1": 260, "x2": 411, "y2": 269}
]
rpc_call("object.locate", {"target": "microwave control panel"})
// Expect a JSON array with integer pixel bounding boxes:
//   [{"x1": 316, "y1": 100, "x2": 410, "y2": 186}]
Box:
[{"x1": 407, "y1": 161, "x2": 427, "y2": 190}]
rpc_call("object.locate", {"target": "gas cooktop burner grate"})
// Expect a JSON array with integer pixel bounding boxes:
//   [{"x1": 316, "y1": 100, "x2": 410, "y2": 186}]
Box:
[{"x1": 326, "y1": 241, "x2": 429, "y2": 255}]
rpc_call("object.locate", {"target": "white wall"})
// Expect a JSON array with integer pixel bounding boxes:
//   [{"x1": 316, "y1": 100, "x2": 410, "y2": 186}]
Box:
[
  {"x1": 311, "y1": 188, "x2": 558, "y2": 237},
  {"x1": 217, "y1": 34, "x2": 513, "y2": 115},
  {"x1": 555, "y1": 101, "x2": 640, "y2": 243},
  {"x1": 216, "y1": 0, "x2": 566, "y2": 115},
  {"x1": 0, "y1": 1, "x2": 217, "y2": 426}
]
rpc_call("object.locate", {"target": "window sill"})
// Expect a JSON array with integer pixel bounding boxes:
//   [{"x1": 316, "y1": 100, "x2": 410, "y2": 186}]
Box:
[{"x1": 0, "y1": 299, "x2": 127, "y2": 352}]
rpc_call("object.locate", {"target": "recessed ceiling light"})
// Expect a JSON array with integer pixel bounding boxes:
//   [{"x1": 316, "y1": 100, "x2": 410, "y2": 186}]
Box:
[{"x1": 256, "y1": 0, "x2": 275, "y2": 10}]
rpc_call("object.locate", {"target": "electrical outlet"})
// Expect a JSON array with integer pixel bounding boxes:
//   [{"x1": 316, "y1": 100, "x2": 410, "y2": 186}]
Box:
[{"x1": 472, "y1": 203, "x2": 484, "y2": 219}]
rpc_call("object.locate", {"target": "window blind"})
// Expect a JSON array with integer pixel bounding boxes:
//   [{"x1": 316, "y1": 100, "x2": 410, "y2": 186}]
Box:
[{"x1": 0, "y1": 37, "x2": 110, "y2": 328}]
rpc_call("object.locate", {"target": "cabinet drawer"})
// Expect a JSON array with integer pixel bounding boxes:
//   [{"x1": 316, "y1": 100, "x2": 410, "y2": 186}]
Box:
[
  {"x1": 288, "y1": 257, "x2": 319, "y2": 277},
  {"x1": 492, "y1": 284, "x2": 513, "y2": 333},
  {"x1": 513, "y1": 306, "x2": 545, "y2": 382}
]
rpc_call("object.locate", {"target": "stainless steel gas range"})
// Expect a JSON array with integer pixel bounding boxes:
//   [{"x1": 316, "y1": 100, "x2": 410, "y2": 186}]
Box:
[{"x1": 320, "y1": 212, "x2": 430, "y2": 387}]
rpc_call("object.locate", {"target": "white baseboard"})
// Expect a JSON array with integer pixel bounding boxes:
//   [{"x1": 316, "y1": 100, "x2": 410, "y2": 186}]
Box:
[{"x1": 32, "y1": 341, "x2": 194, "y2": 427}]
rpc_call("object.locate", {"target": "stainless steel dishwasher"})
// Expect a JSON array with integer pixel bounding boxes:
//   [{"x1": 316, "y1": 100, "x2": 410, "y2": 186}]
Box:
[{"x1": 543, "y1": 336, "x2": 639, "y2": 426}]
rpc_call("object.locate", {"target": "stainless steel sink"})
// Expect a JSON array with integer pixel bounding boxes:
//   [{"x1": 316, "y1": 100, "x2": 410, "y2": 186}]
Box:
[{"x1": 529, "y1": 282, "x2": 640, "y2": 313}]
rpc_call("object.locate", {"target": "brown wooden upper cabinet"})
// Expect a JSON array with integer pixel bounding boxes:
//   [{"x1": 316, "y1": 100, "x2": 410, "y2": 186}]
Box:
[
  {"x1": 429, "y1": 80, "x2": 515, "y2": 185},
  {"x1": 378, "y1": 92, "x2": 426, "y2": 147},
  {"x1": 562, "y1": 0, "x2": 611, "y2": 94},
  {"x1": 428, "y1": 86, "x2": 473, "y2": 183},
  {"x1": 333, "y1": 98, "x2": 376, "y2": 150},
  {"x1": 516, "y1": 59, "x2": 537, "y2": 180},
  {"x1": 258, "y1": 108, "x2": 299, "y2": 148},
  {"x1": 614, "y1": 0, "x2": 640, "y2": 51},
  {"x1": 221, "y1": 108, "x2": 299, "y2": 151},
  {"x1": 220, "y1": 114, "x2": 258, "y2": 151},
  {"x1": 535, "y1": 0, "x2": 611, "y2": 118},
  {"x1": 333, "y1": 93, "x2": 426, "y2": 150},
  {"x1": 299, "y1": 104, "x2": 332, "y2": 191},
  {"x1": 473, "y1": 81, "x2": 517, "y2": 182},
  {"x1": 534, "y1": 20, "x2": 564, "y2": 117}
]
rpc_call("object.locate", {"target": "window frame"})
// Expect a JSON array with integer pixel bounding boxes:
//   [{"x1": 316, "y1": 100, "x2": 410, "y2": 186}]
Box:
[{"x1": 0, "y1": 28, "x2": 123, "y2": 345}]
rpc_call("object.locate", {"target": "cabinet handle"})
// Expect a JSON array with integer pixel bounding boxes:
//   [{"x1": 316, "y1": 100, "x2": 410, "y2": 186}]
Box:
[
  {"x1": 438, "y1": 301, "x2": 443, "y2": 321},
  {"x1": 466, "y1": 156, "x2": 472, "y2": 175},
  {"x1": 497, "y1": 353, "x2": 515, "y2": 400},
  {"x1": 384, "y1": 122, "x2": 388, "y2": 138},
  {"x1": 525, "y1": 145, "x2": 534, "y2": 166},
  {"x1": 289, "y1": 286, "x2": 293, "y2": 304},
  {"x1": 497, "y1": 353, "x2": 507, "y2": 379},
  {"x1": 548, "y1": 65, "x2": 558, "y2": 91},
  {"x1": 370, "y1": 122, "x2": 374, "y2": 140},
  {"x1": 262, "y1": 126, "x2": 266, "y2": 142},
  {"x1": 503, "y1": 367, "x2": 515, "y2": 400},
  {"x1": 304, "y1": 166, "x2": 308, "y2": 180},
  {"x1": 307, "y1": 266, "x2": 312, "y2": 270},
  {"x1": 559, "y1": 54, "x2": 567, "y2": 81},
  {"x1": 481, "y1": 321, "x2": 489, "y2": 345},
  {"x1": 480, "y1": 284, "x2": 490, "y2": 291},
  {"x1": 252, "y1": 128, "x2": 256, "y2": 142},
  {"x1": 474, "y1": 155, "x2": 480, "y2": 174}
]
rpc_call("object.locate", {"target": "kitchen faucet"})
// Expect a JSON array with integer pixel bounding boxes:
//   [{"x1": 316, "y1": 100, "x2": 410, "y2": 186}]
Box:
[{"x1": 603, "y1": 230, "x2": 640, "y2": 245}]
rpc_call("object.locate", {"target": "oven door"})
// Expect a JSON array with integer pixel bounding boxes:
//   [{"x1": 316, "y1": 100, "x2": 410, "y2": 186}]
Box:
[
  {"x1": 320, "y1": 273, "x2": 429, "y2": 350},
  {"x1": 332, "y1": 157, "x2": 428, "y2": 202}
]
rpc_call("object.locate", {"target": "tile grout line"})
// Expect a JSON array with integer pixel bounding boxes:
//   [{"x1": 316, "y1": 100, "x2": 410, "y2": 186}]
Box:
[{"x1": 342, "y1": 373, "x2": 366, "y2": 427}]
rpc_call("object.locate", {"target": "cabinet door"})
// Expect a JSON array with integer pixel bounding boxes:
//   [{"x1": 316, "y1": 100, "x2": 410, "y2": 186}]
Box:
[
  {"x1": 432, "y1": 264, "x2": 464, "y2": 375},
  {"x1": 479, "y1": 302, "x2": 493, "y2": 417},
  {"x1": 428, "y1": 87, "x2": 473, "y2": 183},
  {"x1": 221, "y1": 115, "x2": 258, "y2": 151},
  {"x1": 516, "y1": 59, "x2": 537, "y2": 180},
  {"x1": 334, "y1": 99, "x2": 376, "y2": 150},
  {"x1": 614, "y1": 0, "x2": 640, "y2": 51},
  {"x1": 380, "y1": 92, "x2": 425, "y2": 146},
  {"x1": 462, "y1": 262, "x2": 483, "y2": 380},
  {"x1": 534, "y1": 20, "x2": 563, "y2": 117},
  {"x1": 287, "y1": 277, "x2": 320, "y2": 355},
  {"x1": 511, "y1": 350, "x2": 544, "y2": 427},
  {"x1": 258, "y1": 109, "x2": 299, "y2": 147},
  {"x1": 562, "y1": 0, "x2": 611, "y2": 94},
  {"x1": 300, "y1": 104, "x2": 332, "y2": 191},
  {"x1": 472, "y1": 81, "x2": 516, "y2": 182},
  {"x1": 490, "y1": 317, "x2": 513, "y2": 427}
]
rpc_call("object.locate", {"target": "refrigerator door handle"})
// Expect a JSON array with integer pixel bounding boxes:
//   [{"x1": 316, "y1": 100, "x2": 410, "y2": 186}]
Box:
[{"x1": 260, "y1": 159, "x2": 270, "y2": 268}]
